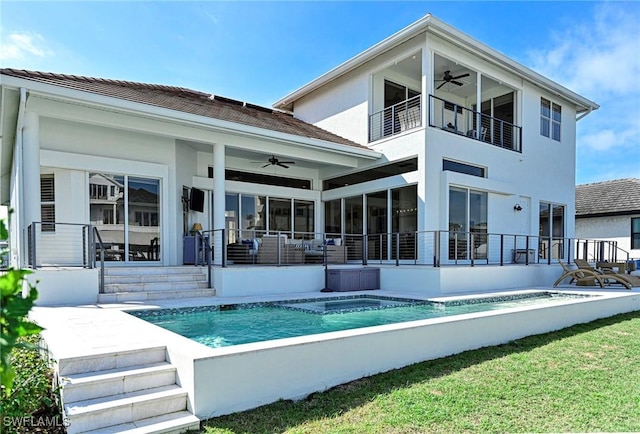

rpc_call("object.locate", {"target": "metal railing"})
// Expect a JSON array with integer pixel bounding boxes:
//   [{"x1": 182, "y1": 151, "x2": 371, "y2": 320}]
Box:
[
  {"x1": 369, "y1": 95, "x2": 422, "y2": 142},
  {"x1": 92, "y1": 227, "x2": 105, "y2": 294},
  {"x1": 25, "y1": 221, "x2": 632, "y2": 273},
  {"x1": 216, "y1": 229, "x2": 630, "y2": 268},
  {"x1": 429, "y1": 95, "x2": 522, "y2": 153},
  {"x1": 27, "y1": 222, "x2": 92, "y2": 269}
]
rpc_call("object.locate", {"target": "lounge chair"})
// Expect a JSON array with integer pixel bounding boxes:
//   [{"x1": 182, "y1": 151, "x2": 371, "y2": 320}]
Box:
[
  {"x1": 553, "y1": 260, "x2": 605, "y2": 288},
  {"x1": 574, "y1": 259, "x2": 636, "y2": 289}
]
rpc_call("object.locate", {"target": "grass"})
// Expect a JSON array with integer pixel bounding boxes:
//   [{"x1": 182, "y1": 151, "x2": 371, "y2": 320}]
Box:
[{"x1": 201, "y1": 311, "x2": 640, "y2": 433}]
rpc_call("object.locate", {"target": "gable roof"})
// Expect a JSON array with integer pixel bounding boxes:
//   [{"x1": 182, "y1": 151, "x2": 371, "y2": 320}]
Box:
[
  {"x1": 0, "y1": 68, "x2": 367, "y2": 150},
  {"x1": 274, "y1": 14, "x2": 599, "y2": 114},
  {"x1": 576, "y1": 178, "x2": 640, "y2": 217}
]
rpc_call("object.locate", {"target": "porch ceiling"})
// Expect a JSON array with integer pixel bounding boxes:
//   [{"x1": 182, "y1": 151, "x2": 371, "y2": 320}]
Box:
[{"x1": 179, "y1": 139, "x2": 365, "y2": 170}]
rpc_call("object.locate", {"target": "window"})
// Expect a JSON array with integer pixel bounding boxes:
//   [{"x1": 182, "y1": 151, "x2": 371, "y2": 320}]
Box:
[
  {"x1": 541, "y1": 98, "x2": 561, "y2": 141},
  {"x1": 384, "y1": 80, "x2": 419, "y2": 108},
  {"x1": 40, "y1": 174, "x2": 55, "y2": 232},
  {"x1": 632, "y1": 218, "x2": 640, "y2": 250},
  {"x1": 443, "y1": 159, "x2": 486, "y2": 178},
  {"x1": 448, "y1": 187, "x2": 487, "y2": 260},
  {"x1": 539, "y1": 202, "x2": 565, "y2": 259}
]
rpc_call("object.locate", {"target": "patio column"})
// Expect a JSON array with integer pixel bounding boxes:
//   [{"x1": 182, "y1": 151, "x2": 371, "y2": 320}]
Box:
[
  {"x1": 476, "y1": 73, "x2": 482, "y2": 138},
  {"x1": 22, "y1": 111, "x2": 41, "y2": 238},
  {"x1": 213, "y1": 143, "x2": 225, "y2": 265}
]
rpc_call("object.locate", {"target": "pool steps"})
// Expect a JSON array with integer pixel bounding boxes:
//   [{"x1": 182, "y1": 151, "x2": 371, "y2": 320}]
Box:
[
  {"x1": 99, "y1": 266, "x2": 215, "y2": 303},
  {"x1": 59, "y1": 346, "x2": 199, "y2": 434}
]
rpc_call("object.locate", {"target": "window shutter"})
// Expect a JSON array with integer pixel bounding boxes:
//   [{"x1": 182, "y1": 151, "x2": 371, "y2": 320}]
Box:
[{"x1": 40, "y1": 175, "x2": 55, "y2": 231}]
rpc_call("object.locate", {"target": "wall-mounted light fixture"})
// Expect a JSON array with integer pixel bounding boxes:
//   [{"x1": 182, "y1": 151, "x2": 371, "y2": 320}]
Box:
[{"x1": 514, "y1": 204, "x2": 523, "y2": 212}]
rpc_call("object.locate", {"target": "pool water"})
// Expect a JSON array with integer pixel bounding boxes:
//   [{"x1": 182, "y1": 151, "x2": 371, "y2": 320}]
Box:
[{"x1": 130, "y1": 292, "x2": 590, "y2": 348}]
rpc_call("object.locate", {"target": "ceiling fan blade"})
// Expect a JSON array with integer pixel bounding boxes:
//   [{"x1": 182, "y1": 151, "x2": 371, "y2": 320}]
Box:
[
  {"x1": 436, "y1": 81, "x2": 446, "y2": 90},
  {"x1": 279, "y1": 161, "x2": 295, "y2": 165},
  {"x1": 261, "y1": 163, "x2": 270, "y2": 168},
  {"x1": 451, "y1": 80, "x2": 464, "y2": 86},
  {"x1": 277, "y1": 163, "x2": 289, "y2": 169},
  {"x1": 451, "y1": 73, "x2": 470, "y2": 80}
]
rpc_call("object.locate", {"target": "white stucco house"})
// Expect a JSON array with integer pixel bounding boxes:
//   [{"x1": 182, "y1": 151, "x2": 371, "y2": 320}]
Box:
[
  {"x1": 0, "y1": 14, "x2": 599, "y2": 305},
  {"x1": 575, "y1": 178, "x2": 640, "y2": 261}
]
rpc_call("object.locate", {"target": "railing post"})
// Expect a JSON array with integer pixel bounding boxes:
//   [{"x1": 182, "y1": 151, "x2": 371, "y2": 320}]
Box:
[
  {"x1": 525, "y1": 236, "x2": 530, "y2": 265},
  {"x1": 276, "y1": 231, "x2": 282, "y2": 266},
  {"x1": 82, "y1": 226, "x2": 87, "y2": 268},
  {"x1": 221, "y1": 228, "x2": 227, "y2": 268},
  {"x1": 470, "y1": 232, "x2": 475, "y2": 267},
  {"x1": 500, "y1": 234, "x2": 504, "y2": 266},
  {"x1": 362, "y1": 235, "x2": 368, "y2": 266},
  {"x1": 30, "y1": 223, "x2": 37, "y2": 270},
  {"x1": 395, "y1": 232, "x2": 400, "y2": 267},
  {"x1": 433, "y1": 231, "x2": 439, "y2": 267}
]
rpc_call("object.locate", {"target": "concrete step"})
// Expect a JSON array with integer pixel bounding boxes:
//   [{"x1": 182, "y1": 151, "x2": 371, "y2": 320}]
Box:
[
  {"x1": 104, "y1": 267, "x2": 207, "y2": 277},
  {"x1": 98, "y1": 289, "x2": 216, "y2": 303},
  {"x1": 104, "y1": 274, "x2": 207, "y2": 284},
  {"x1": 65, "y1": 385, "x2": 187, "y2": 434},
  {"x1": 81, "y1": 411, "x2": 200, "y2": 434},
  {"x1": 61, "y1": 362, "x2": 176, "y2": 403},
  {"x1": 103, "y1": 281, "x2": 209, "y2": 293},
  {"x1": 58, "y1": 347, "x2": 167, "y2": 377}
]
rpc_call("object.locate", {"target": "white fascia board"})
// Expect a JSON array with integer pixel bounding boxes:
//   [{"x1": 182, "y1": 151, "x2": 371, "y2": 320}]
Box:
[
  {"x1": 274, "y1": 14, "x2": 598, "y2": 114},
  {"x1": 0, "y1": 74, "x2": 381, "y2": 161}
]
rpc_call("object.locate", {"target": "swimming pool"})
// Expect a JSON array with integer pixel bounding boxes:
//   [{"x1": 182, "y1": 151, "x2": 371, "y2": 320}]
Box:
[{"x1": 129, "y1": 292, "x2": 590, "y2": 348}]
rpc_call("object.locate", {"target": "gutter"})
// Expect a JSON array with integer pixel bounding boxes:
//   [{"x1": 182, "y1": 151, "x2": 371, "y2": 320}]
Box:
[{"x1": 576, "y1": 107, "x2": 593, "y2": 122}]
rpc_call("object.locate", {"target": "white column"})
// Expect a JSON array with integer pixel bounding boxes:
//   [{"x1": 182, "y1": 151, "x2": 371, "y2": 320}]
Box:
[
  {"x1": 213, "y1": 143, "x2": 225, "y2": 264},
  {"x1": 22, "y1": 111, "x2": 41, "y2": 233}
]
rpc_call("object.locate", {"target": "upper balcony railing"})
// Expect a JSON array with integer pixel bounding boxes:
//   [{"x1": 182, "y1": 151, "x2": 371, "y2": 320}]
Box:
[
  {"x1": 429, "y1": 95, "x2": 522, "y2": 153},
  {"x1": 369, "y1": 95, "x2": 422, "y2": 142}
]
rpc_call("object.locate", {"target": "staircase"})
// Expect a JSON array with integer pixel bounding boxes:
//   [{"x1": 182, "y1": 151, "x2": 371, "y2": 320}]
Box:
[
  {"x1": 98, "y1": 266, "x2": 215, "y2": 303},
  {"x1": 59, "y1": 346, "x2": 199, "y2": 434}
]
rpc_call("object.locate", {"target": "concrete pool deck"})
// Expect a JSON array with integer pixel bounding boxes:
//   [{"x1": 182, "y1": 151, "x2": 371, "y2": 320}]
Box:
[{"x1": 30, "y1": 286, "x2": 640, "y2": 432}]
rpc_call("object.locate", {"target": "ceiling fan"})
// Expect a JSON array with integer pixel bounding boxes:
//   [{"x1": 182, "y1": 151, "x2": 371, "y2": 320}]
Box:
[
  {"x1": 436, "y1": 70, "x2": 470, "y2": 90},
  {"x1": 261, "y1": 155, "x2": 295, "y2": 169}
]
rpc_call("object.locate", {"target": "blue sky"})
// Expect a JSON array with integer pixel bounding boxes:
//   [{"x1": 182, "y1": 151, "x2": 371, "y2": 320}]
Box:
[{"x1": 2, "y1": 1, "x2": 639, "y2": 185}]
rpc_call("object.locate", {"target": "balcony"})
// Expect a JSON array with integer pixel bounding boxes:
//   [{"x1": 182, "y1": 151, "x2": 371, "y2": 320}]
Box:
[
  {"x1": 369, "y1": 95, "x2": 422, "y2": 142},
  {"x1": 429, "y1": 95, "x2": 522, "y2": 153}
]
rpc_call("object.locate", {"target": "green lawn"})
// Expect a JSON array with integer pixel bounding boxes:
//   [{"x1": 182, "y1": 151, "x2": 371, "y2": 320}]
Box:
[{"x1": 201, "y1": 311, "x2": 640, "y2": 433}]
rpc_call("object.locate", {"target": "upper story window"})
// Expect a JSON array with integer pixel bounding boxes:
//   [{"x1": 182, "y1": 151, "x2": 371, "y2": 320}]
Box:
[
  {"x1": 540, "y1": 98, "x2": 561, "y2": 141},
  {"x1": 384, "y1": 80, "x2": 419, "y2": 108},
  {"x1": 443, "y1": 159, "x2": 486, "y2": 178}
]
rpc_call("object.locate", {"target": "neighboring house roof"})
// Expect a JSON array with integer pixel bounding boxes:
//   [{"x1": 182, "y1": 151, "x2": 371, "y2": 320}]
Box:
[
  {"x1": 274, "y1": 14, "x2": 599, "y2": 114},
  {"x1": 576, "y1": 178, "x2": 640, "y2": 218},
  {"x1": 0, "y1": 68, "x2": 367, "y2": 150}
]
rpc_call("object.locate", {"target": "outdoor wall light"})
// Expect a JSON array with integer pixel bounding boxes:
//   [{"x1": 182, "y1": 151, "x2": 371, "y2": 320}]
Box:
[{"x1": 514, "y1": 204, "x2": 523, "y2": 212}]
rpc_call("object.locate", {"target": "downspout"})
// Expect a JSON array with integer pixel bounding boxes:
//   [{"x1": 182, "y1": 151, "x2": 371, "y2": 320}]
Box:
[{"x1": 14, "y1": 87, "x2": 27, "y2": 267}]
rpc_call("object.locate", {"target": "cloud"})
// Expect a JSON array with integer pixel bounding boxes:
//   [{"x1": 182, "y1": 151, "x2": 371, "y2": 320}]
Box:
[
  {"x1": 528, "y1": 4, "x2": 640, "y2": 97},
  {"x1": 0, "y1": 32, "x2": 54, "y2": 61}
]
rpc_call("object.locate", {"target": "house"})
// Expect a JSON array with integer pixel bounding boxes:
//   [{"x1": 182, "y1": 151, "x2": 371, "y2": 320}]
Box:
[
  {"x1": 0, "y1": 14, "x2": 599, "y2": 305},
  {"x1": 575, "y1": 178, "x2": 640, "y2": 261}
]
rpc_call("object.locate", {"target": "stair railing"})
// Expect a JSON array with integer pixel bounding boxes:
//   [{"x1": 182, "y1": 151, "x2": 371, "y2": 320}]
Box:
[{"x1": 92, "y1": 226, "x2": 105, "y2": 294}]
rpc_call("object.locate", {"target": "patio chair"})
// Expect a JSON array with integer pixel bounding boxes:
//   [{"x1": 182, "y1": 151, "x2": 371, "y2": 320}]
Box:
[
  {"x1": 553, "y1": 260, "x2": 605, "y2": 288},
  {"x1": 574, "y1": 259, "x2": 637, "y2": 289}
]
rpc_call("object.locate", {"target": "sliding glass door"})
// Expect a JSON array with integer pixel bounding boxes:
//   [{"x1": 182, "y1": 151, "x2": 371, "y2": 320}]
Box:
[{"x1": 90, "y1": 173, "x2": 160, "y2": 262}]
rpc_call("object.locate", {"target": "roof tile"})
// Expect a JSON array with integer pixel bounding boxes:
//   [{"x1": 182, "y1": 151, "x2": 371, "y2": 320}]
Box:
[
  {"x1": 1, "y1": 68, "x2": 366, "y2": 150},
  {"x1": 576, "y1": 178, "x2": 640, "y2": 216}
]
